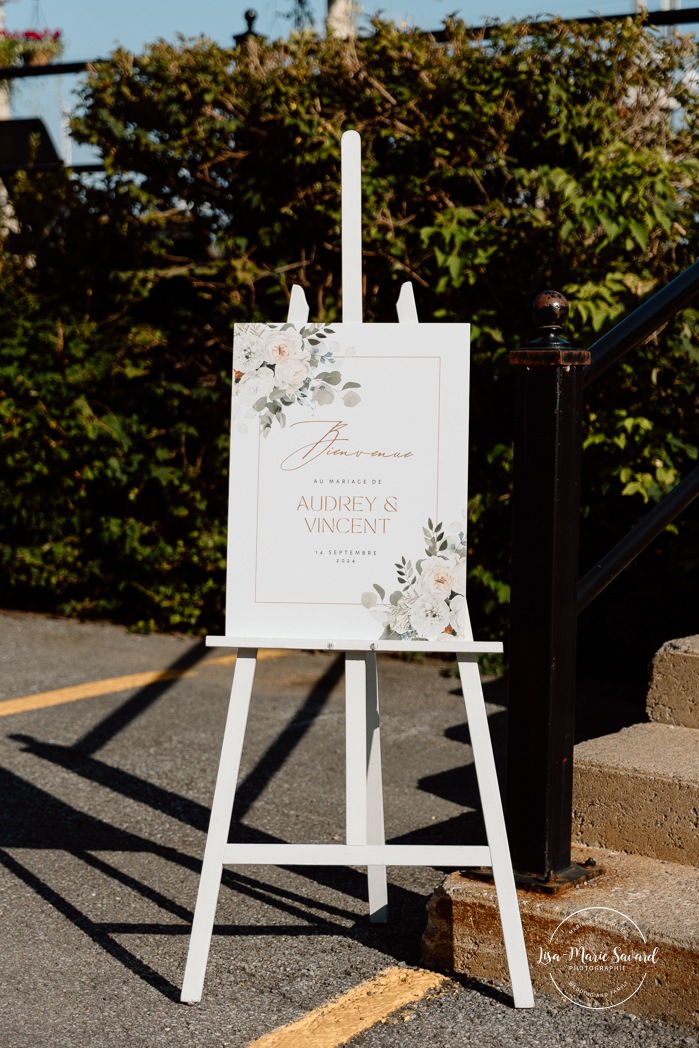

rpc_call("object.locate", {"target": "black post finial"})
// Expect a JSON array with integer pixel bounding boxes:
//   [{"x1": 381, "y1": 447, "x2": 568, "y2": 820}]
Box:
[
  {"x1": 510, "y1": 289, "x2": 589, "y2": 365},
  {"x1": 532, "y1": 290, "x2": 569, "y2": 333},
  {"x1": 234, "y1": 10, "x2": 262, "y2": 46},
  {"x1": 529, "y1": 289, "x2": 570, "y2": 349}
]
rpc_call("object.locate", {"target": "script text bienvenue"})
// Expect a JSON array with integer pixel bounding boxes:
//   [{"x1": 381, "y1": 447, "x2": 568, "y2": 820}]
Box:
[{"x1": 280, "y1": 420, "x2": 414, "y2": 472}]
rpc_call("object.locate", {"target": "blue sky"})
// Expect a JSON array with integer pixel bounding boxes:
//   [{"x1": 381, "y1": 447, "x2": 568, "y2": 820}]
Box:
[
  {"x1": 4, "y1": 0, "x2": 645, "y2": 57},
  {"x1": 1, "y1": 0, "x2": 688, "y2": 161}
]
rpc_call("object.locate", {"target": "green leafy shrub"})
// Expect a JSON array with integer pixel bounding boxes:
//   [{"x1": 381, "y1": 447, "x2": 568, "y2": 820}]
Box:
[{"x1": 0, "y1": 17, "x2": 696, "y2": 661}]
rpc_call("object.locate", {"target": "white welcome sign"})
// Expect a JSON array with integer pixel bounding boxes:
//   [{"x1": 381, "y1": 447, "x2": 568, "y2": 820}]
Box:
[
  {"x1": 224, "y1": 320, "x2": 475, "y2": 647},
  {"x1": 182, "y1": 132, "x2": 531, "y2": 1011}
]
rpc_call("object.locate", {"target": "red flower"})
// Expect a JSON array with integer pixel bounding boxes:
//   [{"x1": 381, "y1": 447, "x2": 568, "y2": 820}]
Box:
[{"x1": 14, "y1": 29, "x2": 63, "y2": 43}]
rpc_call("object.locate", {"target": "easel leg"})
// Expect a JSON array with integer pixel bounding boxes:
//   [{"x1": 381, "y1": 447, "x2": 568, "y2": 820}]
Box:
[
  {"x1": 345, "y1": 652, "x2": 388, "y2": 921},
  {"x1": 345, "y1": 652, "x2": 367, "y2": 850},
  {"x1": 457, "y1": 654, "x2": 534, "y2": 1009},
  {"x1": 365, "y1": 652, "x2": 388, "y2": 922},
  {"x1": 181, "y1": 648, "x2": 258, "y2": 1004}
]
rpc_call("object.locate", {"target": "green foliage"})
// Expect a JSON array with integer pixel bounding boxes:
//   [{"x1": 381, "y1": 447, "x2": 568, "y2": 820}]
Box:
[
  {"x1": 0, "y1": 17, "x2": 697, "y2": 653},
  {"x1": 0, "y1": 290, "x2": 229, "y2": 630}
]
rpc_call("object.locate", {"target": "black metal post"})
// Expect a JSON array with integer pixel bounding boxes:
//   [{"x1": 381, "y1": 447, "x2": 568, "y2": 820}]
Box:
[{"x1": 505, "y1": 291, "x2": 593, "y2": 890}]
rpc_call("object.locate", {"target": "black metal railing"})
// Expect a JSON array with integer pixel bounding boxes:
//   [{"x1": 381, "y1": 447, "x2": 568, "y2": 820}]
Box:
[
  {"x1": 0, "y1": 60, "x2": 92, "y2": 79},
  {"x1": 2, "y1": 5, "x2": 698, "y2": 83},
  {"x1": 578, "y1": 463, "x2": 699, "y2": 614},
  {"x1": 430, "y1": 7, "x2": 699, "y2": 42},
  {"x1": 504, "y1": 271, "x2": 699, "y2": 890}
]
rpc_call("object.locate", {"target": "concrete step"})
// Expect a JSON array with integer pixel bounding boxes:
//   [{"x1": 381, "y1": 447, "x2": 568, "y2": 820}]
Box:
[
  {"x1": 421, "y1": 637, "x2": 699, "y2": 1025},
  {"x1": 421, "y1": 844, "x2": 699, "y2": 1027},
  {"x1": 647, "y1": 635, "x2": 699, "y2": 729},
  {"x1": 572, "y1": 722, "x2": 699, "y2": 866}
]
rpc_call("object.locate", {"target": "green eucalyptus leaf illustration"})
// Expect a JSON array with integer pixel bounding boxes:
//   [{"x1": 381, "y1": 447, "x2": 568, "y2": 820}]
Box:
[{"x1": 317, "y1": 371, "x2": 342, "y2": 385}]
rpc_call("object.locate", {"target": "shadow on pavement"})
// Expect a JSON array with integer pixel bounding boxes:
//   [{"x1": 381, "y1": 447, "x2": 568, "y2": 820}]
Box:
[
  {"x1": 232, "y1": 652, "x2": 346, "y2": 819},
  {"x1": 0, "y1": 760, "x2": 446, "y2": 1003},
  {"x1": 73, "y1": 640, "x2": 208, "y2": 755},
  {"x1": 2, "y1": 650, "x2": 484, "y2": 1002},
  {"x1": 0, "y1": 846, "x2": 182, "y2": 1001}
]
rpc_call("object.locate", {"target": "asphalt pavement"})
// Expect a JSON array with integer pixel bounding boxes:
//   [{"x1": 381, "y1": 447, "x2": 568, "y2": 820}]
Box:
[{"x1": 0, "y1": 609, "x2": 695, "y2": 1047}]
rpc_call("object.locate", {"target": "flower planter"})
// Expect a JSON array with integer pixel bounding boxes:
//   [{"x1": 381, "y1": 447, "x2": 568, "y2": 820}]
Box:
[
  {"x1": 0, "y1": 29, "x2": 63, "y2": 67},
  {"x1": 21, "y1": 50, "x2": 54, "y2": 66}
]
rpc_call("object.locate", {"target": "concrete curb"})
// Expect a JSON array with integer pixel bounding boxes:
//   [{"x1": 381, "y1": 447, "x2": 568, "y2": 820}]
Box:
[
  {"x1": 421, "y1": 845, "x2": 699, "y2": 1027},
  {"x1": 572, "y1": 723, "x2": 699, "y2": 865},
  {"x1": 647, "y1": 635, "x2": 699, "y2": 729}
]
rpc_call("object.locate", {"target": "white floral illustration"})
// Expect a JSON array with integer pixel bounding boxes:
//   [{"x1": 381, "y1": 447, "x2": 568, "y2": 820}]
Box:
[
  {"x1": 262, "y1": 327, "x2": 306, "y2": 365},
  {"x1": 234, "y1": 324, "x2": 268, "y2": 373},
  {"x1": 233, "y1": 322, "x2": 361, "y2": 435},
  {"x1": 361, "y1": 518, "x2": 467, "y2": 642},
  {"x1": 236, "y1": 365, "x2": 276, "y2": 408}
]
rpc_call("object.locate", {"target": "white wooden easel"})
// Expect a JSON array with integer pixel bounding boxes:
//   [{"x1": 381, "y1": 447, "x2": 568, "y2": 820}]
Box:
[{"x1": 180, "y1": 132, "x2": 533, "y2": 1008}]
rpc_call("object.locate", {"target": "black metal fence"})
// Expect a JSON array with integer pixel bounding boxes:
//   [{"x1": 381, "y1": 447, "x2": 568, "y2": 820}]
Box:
[{"x1": 505, "y1": 269, "x2": 699, "y2": 889}]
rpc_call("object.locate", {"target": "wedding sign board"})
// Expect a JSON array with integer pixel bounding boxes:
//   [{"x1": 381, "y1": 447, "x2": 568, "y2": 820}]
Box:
[
  {"x1": 182, "y1": 129, "x2": 532, "y2": 1010},
  {"x1": 225, "y1": 321, "x2": 473, "y2": 647}
]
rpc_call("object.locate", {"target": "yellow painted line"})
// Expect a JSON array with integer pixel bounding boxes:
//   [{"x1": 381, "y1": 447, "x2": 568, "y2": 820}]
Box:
[
  {"x1": 0, "y1": 648, "x2": 289, "y2": 718},
  {"x1": 246, "y1": 967, "x2": 448, "y2": 1048},
  {"x1": 0, "y1": 669, "x2": 196, "y2": 718}
]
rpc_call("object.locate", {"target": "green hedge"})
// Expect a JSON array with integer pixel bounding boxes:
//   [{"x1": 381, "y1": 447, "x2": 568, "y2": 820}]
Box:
[{"x1": 0, "y1": 18, "x2": 697, "y2": 663}]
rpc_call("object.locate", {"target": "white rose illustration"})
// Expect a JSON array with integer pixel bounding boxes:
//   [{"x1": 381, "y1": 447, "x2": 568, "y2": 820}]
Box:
[
  {"x1": 233, "y1": 324, "x2": 267, "y2": 374},
  {"x1": 418, "y1": 554, "x2": 465, "y2": 598},
  {"x1": 448, "y1": 594, "x2": 466, "y2": 637},
  {"x1": 233, "y1": 323, "x2": 360, "y2": 433},
  {"x1": 235, "y1": 365, "x2": 276, "y2": 407},
  {"x1": 451, "y1": 558, "x2": 466, "y2": 596},
  {"x1": 263, "y1": 327, "x2": 306, "y2": 364},
  {"x1": 276, "y1": 358, "x2": 312, "y2": 391},
  {"x1": 409, "y1": 595, "x2": 450, "y2": 639}
]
